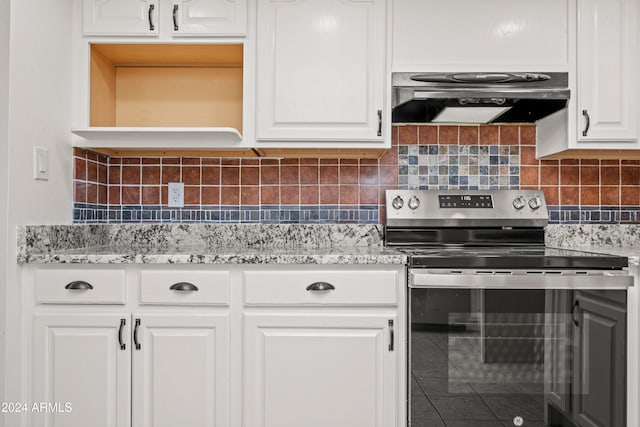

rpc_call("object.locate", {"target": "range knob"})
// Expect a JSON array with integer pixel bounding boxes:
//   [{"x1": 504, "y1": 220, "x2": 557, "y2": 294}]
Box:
[
  {"x1": 512, "y1": 196, "x2": 527, "y2": 210},
  {"x1": 391, "y1": 196, "x2": 404, "y2": 210},
  {"x1": 408, "y1": 196, "x2": 420, "y2": 210},
  {"x1": 528, "y1": 196, "x2": 543, "y2": 210}
]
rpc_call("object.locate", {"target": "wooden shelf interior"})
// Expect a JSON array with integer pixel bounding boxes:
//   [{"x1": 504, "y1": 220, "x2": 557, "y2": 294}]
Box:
[{"x1": 90, "y1": 43, "x2": 243, "y2": 130}]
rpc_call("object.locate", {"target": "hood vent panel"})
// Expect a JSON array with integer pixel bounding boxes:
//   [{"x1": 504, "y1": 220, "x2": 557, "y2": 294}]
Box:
[{"x1": 392, "y1": 72, "x2": 569, "y2": 124}]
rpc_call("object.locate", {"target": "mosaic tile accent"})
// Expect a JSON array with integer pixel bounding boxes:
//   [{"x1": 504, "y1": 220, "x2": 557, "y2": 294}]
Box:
[
  {"x1": 397, "y1": 144, "x2": 520, "y2": 190},
  {"x1": 73, "y1": 203, "x2": 380, "y2": 224}
]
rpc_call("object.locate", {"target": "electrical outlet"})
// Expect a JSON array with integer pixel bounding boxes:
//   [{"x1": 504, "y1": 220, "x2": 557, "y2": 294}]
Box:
[{"x1": 168, "y1": 182, "x2": 184, "y2": 207}]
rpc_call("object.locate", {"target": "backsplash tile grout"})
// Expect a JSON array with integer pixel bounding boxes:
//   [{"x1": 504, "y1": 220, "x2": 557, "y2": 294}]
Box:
[{"x1": 72, "y1": 125, "x2": 640, "y2": 225}]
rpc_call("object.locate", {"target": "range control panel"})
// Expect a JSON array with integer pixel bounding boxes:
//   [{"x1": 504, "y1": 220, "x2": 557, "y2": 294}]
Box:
[
  {"x1": 439, "y1": 195, "x2": 493, "y2": 209},
  {"x1": 386, "y1": 189, "x2": 548, "y2": 227}
]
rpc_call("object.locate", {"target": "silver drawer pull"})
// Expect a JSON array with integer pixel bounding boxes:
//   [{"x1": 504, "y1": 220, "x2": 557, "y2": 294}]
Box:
[
  {"x1": 65, "y1": 280, "x2": 93, "y2": 290},
  {"x1": 170, "y1": 282, "x2": 199, "y2": 292},
  {"x1": 306, "y1": 282, "x2": 335, "y2": 292}
]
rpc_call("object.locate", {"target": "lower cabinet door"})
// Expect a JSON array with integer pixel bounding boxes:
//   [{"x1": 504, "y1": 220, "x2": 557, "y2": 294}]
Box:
[
  {"x1": 244, "y1": 313, "x2": 397, "y2": 427},
  {"x1": 32, "y1": 313, "x2": 131, "y2": 427},
  {"x1": 573, "y1": 292, "x2": 626, "y2": 427},
  {"x1": 131, "y1": 314, "x2": 230, "y2": 427}
]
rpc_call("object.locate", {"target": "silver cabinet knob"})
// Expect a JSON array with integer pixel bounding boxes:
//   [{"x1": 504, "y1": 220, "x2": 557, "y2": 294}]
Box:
[
  {"x1": 408, "y1": 196, "x2": 420, "y2": 210},
  {"x1": 391, "y1": 196, "x2": 404, "y2": 210},
  {"x1": 512, "y1": 196, "x2": 526, "y2": 210},
  {"x1": 528, "y1": 196, "x2": 543, "y2": 210}
]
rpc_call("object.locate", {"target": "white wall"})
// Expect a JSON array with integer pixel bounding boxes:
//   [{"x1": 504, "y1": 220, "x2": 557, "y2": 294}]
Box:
[
  {"x1": 6, "y1": 0, "x2": 73, "y2": 224},
  {"x1": 0, "y1": 0, "x2": 11, "y2": 422},
  {"x1": 4, "y1": 0, "x2": 73, "y2": 423}
]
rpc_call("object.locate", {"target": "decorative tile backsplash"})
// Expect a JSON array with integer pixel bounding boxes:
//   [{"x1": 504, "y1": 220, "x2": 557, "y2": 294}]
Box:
[
  {"x1": 398, "y1": 144, "x2": 520, "y2": 189},
  {"x1": 73, "y1": 125, "x2": 640, "y2": 224}
]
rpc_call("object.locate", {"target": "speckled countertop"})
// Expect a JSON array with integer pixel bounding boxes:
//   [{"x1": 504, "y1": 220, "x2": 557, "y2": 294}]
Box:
[
  {"x1": 545, "y1": 225, "x2": 640, "y2": 266},
  {"x1": 17, "y1": 224, "x2": 406, "y2": 265},
  {"x1": 17, "y1": 224, "x2": 640, "y2": 267},
  {"x1": 22, "y1": 244, "x2": 406, "y2": 265}
]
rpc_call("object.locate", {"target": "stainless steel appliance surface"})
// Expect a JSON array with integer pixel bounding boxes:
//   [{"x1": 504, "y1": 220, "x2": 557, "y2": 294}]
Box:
[
  {"x1": 385, "y1": 189, "x2": 632, "y2": 427},
  {"x1": 392, "y1": 72, "x2": 569, "y2": 124}
]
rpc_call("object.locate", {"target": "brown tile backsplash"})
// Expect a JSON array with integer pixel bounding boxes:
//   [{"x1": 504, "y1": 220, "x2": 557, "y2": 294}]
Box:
[{"x1": 73, "y1": 124, "x2": 640, "y2": 224}]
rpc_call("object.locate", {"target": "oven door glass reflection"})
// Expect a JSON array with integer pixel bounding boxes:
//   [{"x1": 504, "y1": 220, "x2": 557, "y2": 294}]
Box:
[{"x1": 409, "y1": 288, "x2": 626, "y2": 427}]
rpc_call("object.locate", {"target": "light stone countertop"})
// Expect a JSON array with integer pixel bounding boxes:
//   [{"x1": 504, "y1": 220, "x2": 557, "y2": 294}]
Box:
[
  {"x1": 17, "y1": 224, "x2": 406, "y2": 265},
  {"x1": 20, "y1": 244, "x2": 407, "y2": 265},
  {"x1": 17, "y1": 223, "x2": 640, "y2": 266},
  {"x1": 545, "y1": 224, "x2": 640, "y2": 267}
]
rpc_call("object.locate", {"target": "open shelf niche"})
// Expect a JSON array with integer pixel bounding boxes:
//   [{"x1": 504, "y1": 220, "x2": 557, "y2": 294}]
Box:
[{"x1": 72, "y1": 43, "x2": 245, "y2": 152}]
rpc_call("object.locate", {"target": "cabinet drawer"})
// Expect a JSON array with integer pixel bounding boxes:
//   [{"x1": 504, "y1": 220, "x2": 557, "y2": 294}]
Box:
[
  {"x1": 244, "y1": 270, "x2": 398, "y2": 306},
  {"x1": 35, "y1": 269, "x2": 126, "y2": 304},
  {"x1": 139, "y1": 270, "x2": 230, "y2": 306}
]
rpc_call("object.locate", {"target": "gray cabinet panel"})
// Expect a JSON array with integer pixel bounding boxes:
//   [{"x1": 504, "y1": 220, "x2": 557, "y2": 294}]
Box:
[{"x1": 573, "y1": 291, "x2": 626, "y2": 427}]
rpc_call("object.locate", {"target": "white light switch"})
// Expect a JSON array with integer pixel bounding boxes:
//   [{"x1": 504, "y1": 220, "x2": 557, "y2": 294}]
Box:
[{"x1": 33, "y1": 146, "x2": 49, "y2": 180}]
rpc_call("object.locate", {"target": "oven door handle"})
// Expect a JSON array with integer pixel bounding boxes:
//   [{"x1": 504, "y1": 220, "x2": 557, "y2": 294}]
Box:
[{"x1": 409, "y1": 270, "x2": 633, "y2": 289}]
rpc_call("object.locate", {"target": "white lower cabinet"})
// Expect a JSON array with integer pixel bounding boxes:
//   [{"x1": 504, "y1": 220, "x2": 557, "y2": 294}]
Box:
[
  {"x1": 244, "y1": 314, "x2": 397, "y2": 427},
  {"x1": 32, "y1": 313, "x2": 229, "y2": 427},
  {"x1": 132, "y1": 314, "x2": 229, "y2": 427},
  {"x1": 26, "y1": 265, "x2": 405, "y2": 427},
  {"x1": 32, "y1": 313, "x2": 131, "y2": 427}
]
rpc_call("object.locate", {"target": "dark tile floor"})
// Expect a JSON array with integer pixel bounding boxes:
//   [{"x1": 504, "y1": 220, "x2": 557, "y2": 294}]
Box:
[{"x1": 411, "y1": 329, "x2": 548, "y2": 427}]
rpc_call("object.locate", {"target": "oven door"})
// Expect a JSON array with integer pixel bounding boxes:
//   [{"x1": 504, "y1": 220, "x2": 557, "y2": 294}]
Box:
[{"x1": 408, "y1": 274, "x2": 629, "y2": 427}]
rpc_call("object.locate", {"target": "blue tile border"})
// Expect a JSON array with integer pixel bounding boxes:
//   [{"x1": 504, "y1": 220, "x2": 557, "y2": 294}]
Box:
[
  {"x1": 547, "y1": 205, "x2": 640, "y2": 224},
  {"x1": 73, "y1": 203, "x2": 379, "y2": 225}
]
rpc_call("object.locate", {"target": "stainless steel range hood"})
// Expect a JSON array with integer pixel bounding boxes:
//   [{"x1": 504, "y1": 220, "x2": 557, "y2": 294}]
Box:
[{"x1": 392, "y1": 72, "x2": 569, "y2": 124}]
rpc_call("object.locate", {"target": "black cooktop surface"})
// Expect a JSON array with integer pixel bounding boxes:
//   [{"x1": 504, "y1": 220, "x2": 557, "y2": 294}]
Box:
[{"x1": 395, "y1": 246, "x2": 628, "y2": 270}]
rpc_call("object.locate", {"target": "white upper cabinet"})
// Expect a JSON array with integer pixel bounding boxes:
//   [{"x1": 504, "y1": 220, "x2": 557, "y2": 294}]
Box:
[
  {"x1": 576, "y1": 0, "x2": 638, "y2": 142},
  {"x1": 255, "y1": 0, "x2": 389, "y2": 145},
  {"x1": 82, "y1": 0, "x2": 158, "y2": 36},
  {"x1": 172, "y1": 0, "x2": 246, "y2": 37},
  {"x1": 536, "y1": 0, "x2": 639, "y2": 157},
  {"x1": 392, "y1": 0, "x2": 573, "y2": 72},
  {"x1": 82, "y1": 0, "x2": 246, "y2": 37}
]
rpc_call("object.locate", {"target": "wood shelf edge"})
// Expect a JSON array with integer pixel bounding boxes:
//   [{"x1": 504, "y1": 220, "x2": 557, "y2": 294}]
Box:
[{"x1": 539, "y1": 148, "x2": 640, "y2": 160}]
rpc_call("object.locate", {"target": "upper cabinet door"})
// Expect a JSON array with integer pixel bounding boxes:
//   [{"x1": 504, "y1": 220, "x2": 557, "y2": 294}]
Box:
[
  {"x1": 577, "y1": 0, "x2": 638, "y2": 142},
  {"x1": 171, "y1": 0, "x2": 246, "y2": 36},
  {"x1": 83, "y1": 0, "x2": 159, "y2": 36},
  {"x1": 392, "y1": 0, "x2": 573, "y2": 72},
  {"x1": 82, "y1": 0, "x2": 246, "y2": 37},
  {"x1": 256, "y1": 0, "x2": 387, "y2": 142}
]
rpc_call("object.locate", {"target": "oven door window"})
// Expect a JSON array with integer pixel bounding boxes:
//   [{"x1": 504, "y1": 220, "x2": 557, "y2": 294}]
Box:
[{"x1": 409, "y1": 288, "x2": 626, "y2": 427}]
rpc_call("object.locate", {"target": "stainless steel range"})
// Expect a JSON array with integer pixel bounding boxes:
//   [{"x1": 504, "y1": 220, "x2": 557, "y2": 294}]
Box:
[{"x1": 385, "y1": 189, "x2": 633, "y2": 427}]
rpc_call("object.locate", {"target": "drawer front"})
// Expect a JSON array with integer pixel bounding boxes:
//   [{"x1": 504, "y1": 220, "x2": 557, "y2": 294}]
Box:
[
  {"x1": 140, "y1": 270, "x2": 230, "y2": 306},
  {"x1": 35, "y1": 269, "x2": 126, "y2": 304},
  {"x1": 244, "y1": 270, "x2": 398, "y2": 306}
]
